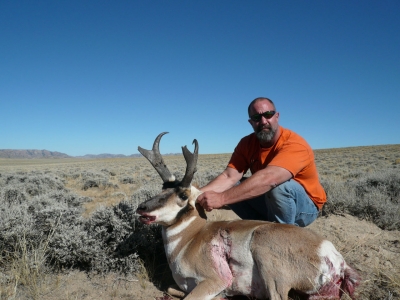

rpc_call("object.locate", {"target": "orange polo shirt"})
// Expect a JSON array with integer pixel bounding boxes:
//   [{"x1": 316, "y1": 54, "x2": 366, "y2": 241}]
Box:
[{"x1": 227, "y1": 126, "x2": 326, "y2": 210}]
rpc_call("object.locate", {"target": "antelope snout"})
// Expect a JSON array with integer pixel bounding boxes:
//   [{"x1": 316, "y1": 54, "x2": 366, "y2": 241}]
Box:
[
  {"x1": 136, "y1": 204, "x2": 157, "y2": 225},
  {"x1": 136, "y1": 203, "x2": 147, "y2": 213}
]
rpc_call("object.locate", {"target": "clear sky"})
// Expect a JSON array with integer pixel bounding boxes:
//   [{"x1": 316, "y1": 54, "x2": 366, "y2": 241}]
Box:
[{"x1": 1, "y1": 1, "x2": 399, "y2": 156}]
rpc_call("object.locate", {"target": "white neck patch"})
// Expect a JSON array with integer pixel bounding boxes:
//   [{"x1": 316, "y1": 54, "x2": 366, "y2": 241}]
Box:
[
  {"x1": 166, "y1": 216, "x2": 196, "y2": 238},
  {"x1": 162, "y1": 216, "x2": 196, "y2": 256}
]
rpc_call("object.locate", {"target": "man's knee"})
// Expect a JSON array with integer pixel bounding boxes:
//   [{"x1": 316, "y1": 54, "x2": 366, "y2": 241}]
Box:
[
  {"x1": 266, "y1": 180, "x2": 296, "y2": 206},
  {"x1": 268, "y1": 179, "x2": 309, "y2": 201},
  {"x1": 265, "y1": 179, "x2": 318, "y2": 226}
]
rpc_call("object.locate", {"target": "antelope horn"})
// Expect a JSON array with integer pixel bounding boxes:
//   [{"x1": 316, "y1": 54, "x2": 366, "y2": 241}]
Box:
[
  {"x1": 138, "y1": 132, "x2": 176, "y2": 183},
  {"x1": 180, "y1": 139, "x2": 199, "y2": 188}
]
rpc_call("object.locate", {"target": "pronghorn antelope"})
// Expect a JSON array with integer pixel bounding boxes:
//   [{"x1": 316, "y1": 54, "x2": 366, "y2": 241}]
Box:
[{"x1": 136, "y1": 133, "x2": 360, "y2": 300}]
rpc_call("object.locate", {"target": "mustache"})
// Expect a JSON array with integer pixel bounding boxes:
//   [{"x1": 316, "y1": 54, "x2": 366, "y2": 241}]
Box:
[{"x1": 256, "y1": 124, "x2": 272, "y2": 132}]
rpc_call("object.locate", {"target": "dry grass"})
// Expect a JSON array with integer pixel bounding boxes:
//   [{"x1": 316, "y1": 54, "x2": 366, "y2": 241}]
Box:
[{"x1": 0, "y1": 234, "x2": 60, "y2": 300}]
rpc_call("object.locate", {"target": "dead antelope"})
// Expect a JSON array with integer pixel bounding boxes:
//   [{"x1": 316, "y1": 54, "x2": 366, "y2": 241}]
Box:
[{"x1": 136, "y1": 132, "x2": 360, "y2": 300}]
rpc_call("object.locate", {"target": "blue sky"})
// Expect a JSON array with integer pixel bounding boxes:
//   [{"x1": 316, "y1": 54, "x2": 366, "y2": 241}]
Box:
[{"x1": 1, "y1": 1, "x2": 399, "y2": 156}]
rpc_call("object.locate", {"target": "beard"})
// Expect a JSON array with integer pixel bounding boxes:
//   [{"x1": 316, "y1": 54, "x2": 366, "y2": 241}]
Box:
[{"x1": 255, "y1": 126, "x2": 277, "y2": 143}]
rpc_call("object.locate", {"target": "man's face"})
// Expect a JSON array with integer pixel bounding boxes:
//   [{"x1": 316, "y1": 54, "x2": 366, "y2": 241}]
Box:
[{"x1": 248, "y1": 100, "x2": 279, "y2": 144}]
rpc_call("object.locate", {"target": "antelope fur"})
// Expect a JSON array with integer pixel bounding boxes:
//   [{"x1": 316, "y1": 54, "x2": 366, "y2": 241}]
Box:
[{"x1": 136, "y1": 133, "x2": 360, "y2": 300}]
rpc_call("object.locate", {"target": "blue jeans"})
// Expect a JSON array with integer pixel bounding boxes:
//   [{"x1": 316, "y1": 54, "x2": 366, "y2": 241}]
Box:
[{"x1": 229, "y1": 179, "x2": 319, "y2": 227}]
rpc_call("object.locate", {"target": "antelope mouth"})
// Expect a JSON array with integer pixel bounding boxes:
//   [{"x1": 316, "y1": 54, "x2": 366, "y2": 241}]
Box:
[{"x1": 138, "y1": 214, "x2": 157, "y2": 225}]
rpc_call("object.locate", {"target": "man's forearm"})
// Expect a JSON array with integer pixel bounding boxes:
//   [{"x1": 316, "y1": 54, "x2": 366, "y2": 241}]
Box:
[
  {"x1": 220, "y1": 166, "x2": 292, "y2": 206},
  {"x1": 197, "y1": 165, "x2": 292, "y2": 211},
  {"x1": 220, "y1": 173, "x2": 272, "y2": 205}
]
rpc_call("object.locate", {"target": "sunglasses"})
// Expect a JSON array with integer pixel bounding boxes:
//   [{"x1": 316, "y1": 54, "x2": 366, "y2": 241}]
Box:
[{"x1": 249, "y1": 111, "x2": 276, "y2": 122}]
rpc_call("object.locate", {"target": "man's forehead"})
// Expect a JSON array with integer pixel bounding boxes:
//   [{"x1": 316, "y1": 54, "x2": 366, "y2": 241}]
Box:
[{"x1": 250, "y1": 99, "x2": 273, "y2": 111}]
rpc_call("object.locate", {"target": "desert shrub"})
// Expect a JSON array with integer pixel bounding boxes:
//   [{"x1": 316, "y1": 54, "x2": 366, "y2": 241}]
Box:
[
  {"x1": 322, "y1": 169, "x2": 400, "y2": 230},
  {"x1": 1, "y1": 186, "x2": 27, "y2": 205},
  {"x1": 101, "y1": 168, "x2": 116, "y2": 176},
  {"x1": 0, "y1": 204, "x2": 36, "y2": 254},
  {"x1": 4, "y1": 172, "x2": 65, "y2": 192},
  {"x1": 46, "y1": 201, "x2": 162, "y2": 275},
  {"x1": 45, "y1": 190, "x2": 92, "y2": 207},
  {"x1": 82, "y1": 179, "x2": 118, "y2": 190},
  {"x1": 0, "y1": 171, "x2": 164, "y2": 278},
  {"x1": 0, "y1": 175, "x2": 68, "y2": 255},
  {"x1": 85, "y1": 205, "x2": 133, "y2": 254},
  {"x1": 320, "y1": 178, "x2": 356, "y2": 215},
  {"x1": 28, "y1": 196, "x2": 84, "y2": 236},
  {"x1": 342, "y1": 170, "x2": 364, "y2": 180},
  {"x1": 354, "y1": 170, "x2": 400, "y2": 202},
  {"x1": 60, "y1": 172, "x2": 80, "y2": 180},
  {"x1": 78, "y1": 171, "x2": 118, "y2": 191},
  {"x1": 48, "y1": 217, "x2": 103, "y2": 271},
  {"x1": 130, "y1": 183, "x2": 162, "y2": 208},
  {"x1": 0, "y1": 175, "x2": 88, "y2": 257},
  {"x1": 82, "y1": 179, "x2": 100, "y2": 190},
  {"x1": 1, "y1": 173, "x2": 65, "y2": 205},
  {"x1": 123, "y1": 175, "x2": 148, "y2": 186},
  {"x1": 120, "y1": 177, "x2": 135, "y2": 184},
  {"x1": 193, "y1": 170, "x2": 220, "y2": 187}
]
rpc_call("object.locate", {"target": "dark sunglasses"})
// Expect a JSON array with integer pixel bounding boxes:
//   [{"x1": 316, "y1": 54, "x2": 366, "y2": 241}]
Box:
[{"x1": 249, "y1": 111, "x2": 276, "y2": 122}]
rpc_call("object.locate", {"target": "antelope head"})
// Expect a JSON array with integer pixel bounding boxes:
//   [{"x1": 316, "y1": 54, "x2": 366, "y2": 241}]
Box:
[{"x1": 136, "y1": 132, "x2": 202, "y2": 227}]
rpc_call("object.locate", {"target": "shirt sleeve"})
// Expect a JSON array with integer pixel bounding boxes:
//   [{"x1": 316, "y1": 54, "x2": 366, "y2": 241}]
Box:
[{"x1": 227, "y1": 139, "x2": 250, "y2": 174}]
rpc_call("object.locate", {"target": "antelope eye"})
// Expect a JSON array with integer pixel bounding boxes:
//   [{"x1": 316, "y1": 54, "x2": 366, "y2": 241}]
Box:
[{"x1": 179, "y1": 193, "x2": 188, "y2": 200}]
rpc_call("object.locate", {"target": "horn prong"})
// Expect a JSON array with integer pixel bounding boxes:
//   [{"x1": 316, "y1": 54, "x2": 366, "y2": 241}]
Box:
[
  {"x1": 180, "y1": 139, "x2": 199, "y2": 188},
  {"x1": 138, "y1": 132, "x2": 176, "y2": 183}
]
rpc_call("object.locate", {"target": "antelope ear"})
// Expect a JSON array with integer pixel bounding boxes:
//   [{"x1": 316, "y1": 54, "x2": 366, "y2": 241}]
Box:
[{"x1": 195, "y1": 203, "x2": 208, "y2": 220}]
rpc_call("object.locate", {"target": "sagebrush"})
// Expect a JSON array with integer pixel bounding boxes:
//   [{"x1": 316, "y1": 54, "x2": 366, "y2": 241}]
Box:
[{"x1": 0, "y1": 144, "x2": 399, "y2": 299}]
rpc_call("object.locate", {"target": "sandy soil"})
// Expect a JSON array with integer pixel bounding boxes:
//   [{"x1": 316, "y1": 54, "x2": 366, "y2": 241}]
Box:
[{"x1": 309, "y1": 214, "x2": 400, "y2": 299}]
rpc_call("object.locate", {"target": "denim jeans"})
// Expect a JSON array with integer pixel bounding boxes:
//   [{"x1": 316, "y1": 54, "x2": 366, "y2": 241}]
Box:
[{"x1": 229, "y1": 179, "x2": 319, "y2": 227}]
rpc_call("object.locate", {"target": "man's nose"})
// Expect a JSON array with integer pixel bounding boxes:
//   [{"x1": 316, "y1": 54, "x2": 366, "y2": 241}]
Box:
[{"x1": 260, "y1": 115, "x2": 270, "y2": 124}]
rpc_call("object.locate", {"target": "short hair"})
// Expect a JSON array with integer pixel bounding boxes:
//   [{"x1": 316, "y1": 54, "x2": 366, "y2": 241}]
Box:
[{"x1": 247, "y1": 97, "x2": 276, "y2": 116}]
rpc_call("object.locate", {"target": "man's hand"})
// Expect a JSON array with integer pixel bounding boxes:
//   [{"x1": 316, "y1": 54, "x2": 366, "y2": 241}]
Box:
[{"x1": 197, "y1": 191, "x2": 225, "y2": 212}]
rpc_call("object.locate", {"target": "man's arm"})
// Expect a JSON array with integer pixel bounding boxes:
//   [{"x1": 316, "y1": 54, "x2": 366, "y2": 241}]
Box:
[
  {"x1": 197, "y1": 165, "x2": 292, "y2": 211},
  {"x1": 200, "y1": 167, "x2": 243, "y2": 193}
]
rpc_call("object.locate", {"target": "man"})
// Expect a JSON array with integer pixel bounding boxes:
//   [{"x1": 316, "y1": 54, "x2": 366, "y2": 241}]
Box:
[{"x1": 197, "y1": 97, "x2": 326, "y2": 227}]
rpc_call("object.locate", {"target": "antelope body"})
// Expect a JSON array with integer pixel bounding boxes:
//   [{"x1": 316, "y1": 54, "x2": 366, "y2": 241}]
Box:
[{"x1": 136, "y1": 133, "x2": 360, "y2": 300}]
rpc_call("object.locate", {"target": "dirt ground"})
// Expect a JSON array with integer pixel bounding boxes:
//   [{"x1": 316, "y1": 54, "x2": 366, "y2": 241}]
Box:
[
  {"x1": 309, "y1": 214, "x2": 400, "y2": 299},
  {"x1": 39, "y1": 212, "x2": 399, "y2": 300}
]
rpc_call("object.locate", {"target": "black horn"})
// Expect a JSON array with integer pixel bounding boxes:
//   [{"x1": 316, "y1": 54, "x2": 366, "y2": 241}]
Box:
[
  {"x1": 138, "y1": 132, "x2": 176, "y2": 183},
  {"x1": 180, "y1": 139, "x2": 199, "y2": 188}
]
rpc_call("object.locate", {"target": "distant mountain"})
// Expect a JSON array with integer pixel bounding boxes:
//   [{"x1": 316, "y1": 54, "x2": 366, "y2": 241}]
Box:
[
  {"x1": 0, "y1": 149, "x2": 180, "y2": 159},
  {"x1": 76, "y1": 153, "x2": 179, "y2": 159},
  {"x1": 0, "y1": 149, "x2": 71, "y2": 159},
  {"x1": 76, "y1": 153, "x2": 142, "y2": 159}
]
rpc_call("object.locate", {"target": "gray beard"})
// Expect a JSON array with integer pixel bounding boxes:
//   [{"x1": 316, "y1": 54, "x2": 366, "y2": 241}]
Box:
[{"x1": 256, "y1": 127, "x2": 276, "y2": 143}]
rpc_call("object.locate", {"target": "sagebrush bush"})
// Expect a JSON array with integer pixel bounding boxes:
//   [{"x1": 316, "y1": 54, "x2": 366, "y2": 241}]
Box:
[
  {"x1": 120, "y1": 176, "x2": 135, "y2": 184},
  {"x1": 0, "y1": 203, "x2": 36, "y2": 254},
  {"x1": 322, "y1": 169, "x2": 400, "y2": 230},
  {"x1": 0, "y1": 172, "x2": 163, "y2": 277},
  {"x1": 46, "y1": 199, "x2": 163, "y2": 275},
  {"x1": 1, "y1": 186, "x2": 27, "y2": 205},
  {"x1": 2, "y1": 172, "x2": 65, "y2": 192}
]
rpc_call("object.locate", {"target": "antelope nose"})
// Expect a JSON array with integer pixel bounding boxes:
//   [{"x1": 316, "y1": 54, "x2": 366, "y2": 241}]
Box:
[{"x1": 136, "y1": 204, "x2": 147, "y2": 213}]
